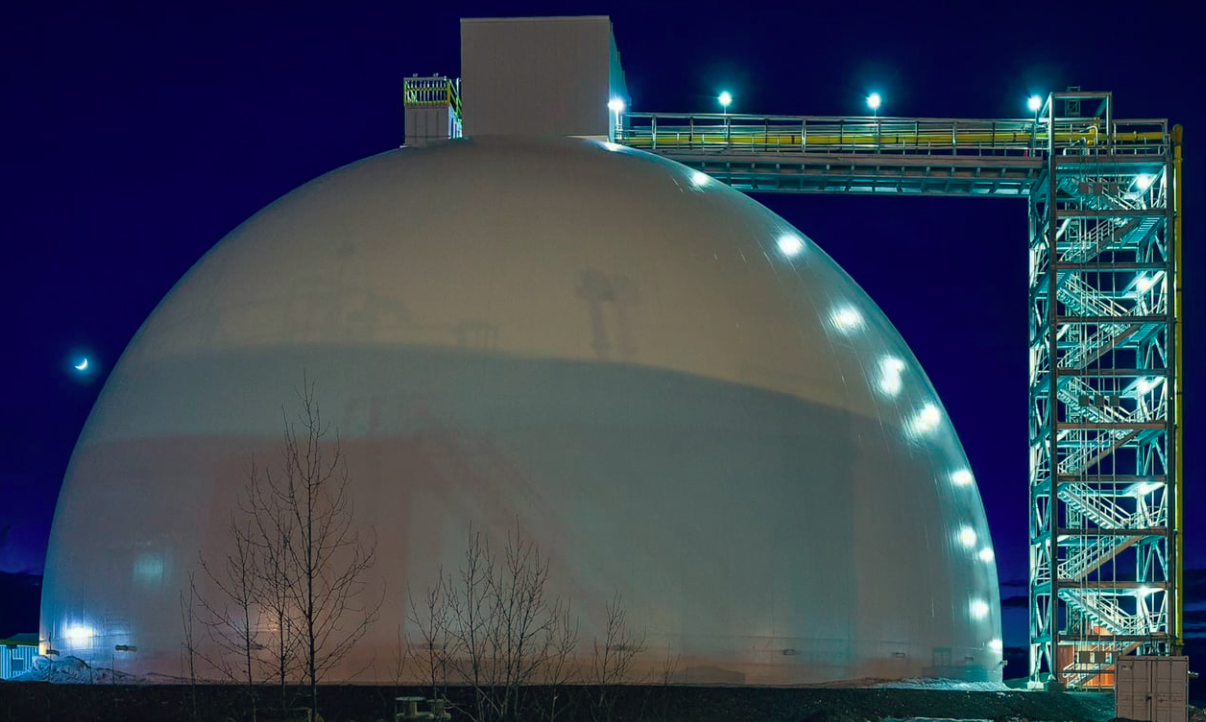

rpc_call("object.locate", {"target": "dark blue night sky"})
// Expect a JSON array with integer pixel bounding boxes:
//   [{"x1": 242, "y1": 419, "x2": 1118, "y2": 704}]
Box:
[{"x1": 1, "y1": 0, "x2": 1202, "y2": 659}]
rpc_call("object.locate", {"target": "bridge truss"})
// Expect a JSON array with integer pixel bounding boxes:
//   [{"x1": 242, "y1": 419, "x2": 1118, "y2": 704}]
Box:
[{"x1": 614, "y1": 90, "x2": 1183, "y2": 689}]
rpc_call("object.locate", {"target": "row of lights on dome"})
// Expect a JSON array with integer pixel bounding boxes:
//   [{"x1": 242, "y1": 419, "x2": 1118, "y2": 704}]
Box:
[
  {"x1": 959, "y1": 525, "x2": 995, "y2": 564},
  {"x1": 828, "y1": 312, "x2": 943, "y2": 436},
  {"x1": 829, "y1": 308, "x2": 960, "y2": 443},
  {"x1": 829, "y1": 301, "x2": 994, "y2": 568},
  {"x1": 692, "y1": 188, "x2": 998, "y2": 580}
]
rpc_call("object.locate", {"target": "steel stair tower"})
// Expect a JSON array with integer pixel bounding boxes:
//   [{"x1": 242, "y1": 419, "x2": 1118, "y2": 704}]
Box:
[{"x1": 1025, "y1": 92, "x2": 1181, "y2": 689}]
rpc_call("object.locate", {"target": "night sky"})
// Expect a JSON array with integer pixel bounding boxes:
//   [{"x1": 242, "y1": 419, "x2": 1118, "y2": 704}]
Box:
[{"x1": 1, "y1": 0, "x2": 1202, "y2": 657}]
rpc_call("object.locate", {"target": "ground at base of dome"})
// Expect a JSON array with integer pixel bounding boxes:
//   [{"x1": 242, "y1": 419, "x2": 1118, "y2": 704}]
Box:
[{"x1": 0, "y1": 674, "x2": 1137, "y2": 722}]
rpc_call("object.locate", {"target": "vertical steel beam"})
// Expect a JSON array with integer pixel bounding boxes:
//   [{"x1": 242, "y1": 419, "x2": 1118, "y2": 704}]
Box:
[
  {"x1": 1045, "y1": 94, "x2": 1061, "y2": 687},
  {"x1": 1171, "y1": 126, "x2": 1184, "y2": 652}
]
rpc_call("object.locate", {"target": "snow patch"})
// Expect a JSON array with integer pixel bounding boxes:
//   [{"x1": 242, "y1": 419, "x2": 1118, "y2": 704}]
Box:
[
  {"x1": 873, "y1": 678, "x2": 1011, "y2": 692},
  {"x1": 7, "y1": 656, "x2": 179, "y2": 685}
]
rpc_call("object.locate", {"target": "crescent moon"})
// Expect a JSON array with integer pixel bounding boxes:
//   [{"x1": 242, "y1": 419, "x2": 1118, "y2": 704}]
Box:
[{"x1": 74, "y1": 358, "x2": 89, "y2": 371}]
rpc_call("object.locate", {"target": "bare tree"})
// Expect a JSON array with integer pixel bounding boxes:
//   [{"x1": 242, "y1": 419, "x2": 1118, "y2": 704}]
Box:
[
  {"x1": 413, "y1": 526, "x2": 576, "y2": 722},
  {"x1": 443, "y1": 529, "x2": 499, "y2": 722},
  {"x1": 196, "y1": 512, "x2": 263, "y2": 718},
  {"x1": 254, "y1": 497, "x2": 301, "y2": 714},
  {"x1": 485, "y1": 529, "x2": 558, "y2": 720},
  {"x1": 656, "y1": 646, "x2": 680, "y2": 686},
  {"x1": 538, "y1": 602, "x2": 581, "y2": 722},
  {"x1": 589, "y1": 594, "x2": 645, "y2": 722},
  {"x1": 248, "y1": 378, "x2": 380, "y2": 715},
  {"x1": 389, "y1": 625, "x2": 412, "y2": 696},
  {"x1": 408, "y1": 577, "x2": 451, "y2": 702},
  {"x1": 179, "y1": 570, "x2": 200, "y2": 722}
]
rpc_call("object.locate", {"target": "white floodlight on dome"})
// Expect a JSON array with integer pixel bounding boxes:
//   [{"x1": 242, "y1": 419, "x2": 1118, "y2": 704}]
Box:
[
  {"x1": 65, "y1": 624, "x2": 95, "y2": 648},
  {"x1": 878, "y1": 357, "x2": 906, "y2": 396},
  {"x1": 959, "y1": 527, "x2": 978, "y2": 548},
  {"x1": 831, "y1": 306, "x2": 864, "y2": 331},
  {"x1": 777, "y1": 234, "x2": 804, "y2": 257},
  {"x1": 691, "y1": 171, "x2": 710, "y2": 188},
  {"x1": 1028, "y1": 95, "x2": 1043, "y2": 113},
  {"x1": 989, "y1": 638, "x2": 1004, "y2": 651},
  {"x1": 951, "y1": 469, "x2": 974, "y2": 487},
  {"x1": 979, "y1": 547, "x2": 995, "y2": 563},
  {"x1": 970, "y1": 600, "x2": 990, "y2": 619},
  {"x1": 911, "y1": 403, "x2": 942, "y2": 434}
]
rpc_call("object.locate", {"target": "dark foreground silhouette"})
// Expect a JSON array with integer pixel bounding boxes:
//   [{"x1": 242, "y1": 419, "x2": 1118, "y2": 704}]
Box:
[{"x1": 0, "y1": 681, "x2": 1125, "y2": 722}]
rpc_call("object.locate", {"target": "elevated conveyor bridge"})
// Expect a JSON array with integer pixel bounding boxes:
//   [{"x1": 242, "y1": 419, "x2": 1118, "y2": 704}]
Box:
[{"x1": 614, "y1": 106, "x2": 1168, "y2": 197}]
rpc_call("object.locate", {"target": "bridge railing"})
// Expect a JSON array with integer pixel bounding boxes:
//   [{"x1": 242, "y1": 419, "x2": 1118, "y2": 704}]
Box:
[
  {"x1": 619, "y1": 113, "x2": 1168, "y2": 157},
  {"x1": 403, "y1": 75, "x2": 462, "y2": 119}
]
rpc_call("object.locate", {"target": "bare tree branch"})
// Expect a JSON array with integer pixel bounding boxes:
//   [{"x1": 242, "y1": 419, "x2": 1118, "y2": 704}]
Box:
[{"x1": 590, "y1": 593, "x2": 645, "y2": 722}]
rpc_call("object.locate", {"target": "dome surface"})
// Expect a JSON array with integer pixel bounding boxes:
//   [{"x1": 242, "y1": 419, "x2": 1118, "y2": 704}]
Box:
[{"x1": 42, "y1": 136, "x2": 1001, "y2": 685}]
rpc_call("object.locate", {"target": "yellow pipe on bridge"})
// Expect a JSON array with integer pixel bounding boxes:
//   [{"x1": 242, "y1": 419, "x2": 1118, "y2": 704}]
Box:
[{"x1": 621, "y1": 129, "x2": 1164, "y2": 150}]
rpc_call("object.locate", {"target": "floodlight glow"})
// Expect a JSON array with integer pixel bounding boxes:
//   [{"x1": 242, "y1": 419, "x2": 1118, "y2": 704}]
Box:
[
  {"x1": 951, "y1": 469, "x2": 974, "y2": 487},
  {"x1": 831, "y1": 306, "x2": 864, "y2": 331},
  {"x1": 718, "y1": 91, "x2": 732, "y2": 109},
  {"x1": 691, "y1": 171, "x2": 710, "y2": 187},
  {"x1": 911, "y1": 403, "x2": 942, "y2": 434},
  {"x1": 1135, "y1": 275, "x2": 1158, "y2": 292},
  {"x1": 1135, "y1": 174, "x2": 1154, "y2": 190},
  {"x1": 978, "y1": 547, "x2": 995, "y2": 563},
  {"x1": 607, "y1": 98, "x2": 625, "y2": 113},
  {"x1": 1135, "y1": 482, "x2": 1162, "y2": 496},
  {"x1": 989, "y1": 638, "x2": 1003, "y2": 651},
  {"x1": 970, "y1": 600, "x2": 990, "y2": 619},
  {"x1": 1137, "y1": 586, "x2": 1155, "y2": 597},
  {"x1": 1136, "y1": 377, "x2": 1161, "y2": 393},
  {"x1": 878, "y1": 357, "x2": 905, "y2": 395},
  {"x1": 65, "y1": 624, "x2": 95, "y2": 647},
  {"x1": 777, "y1": 234, "x2": 804, "y2": 257},
  {"x1": 1028, "y1": 95, "x2": 1043, "y2": 112},
  {"x1": 959, "y1": 527, "x2": 978, "y2": 548},
  {"x1": 602, "y1": 142, "x2": 622, "y2": 152},
  {"x1": 866, "y1": 93, "x2": 882, "y2": 111}
]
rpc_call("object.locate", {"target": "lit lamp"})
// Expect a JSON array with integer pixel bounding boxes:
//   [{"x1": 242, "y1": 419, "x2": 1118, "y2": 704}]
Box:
[
  {"x1": 718, "y1": 92, "x2": 733, "y2": 145},
  {"x1": 866, "y1": 93, "x2": 882, "y2": 117},
  {"x1": 1028, "y1": 95, "x2": 1044, "y2": 154},
  {"x1": 607, "y1": 98, "x2": 625, "y2": 142}
]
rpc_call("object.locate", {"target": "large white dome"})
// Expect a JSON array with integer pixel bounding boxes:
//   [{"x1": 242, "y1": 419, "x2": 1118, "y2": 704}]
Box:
[{"x1": 42, "y1": 136, "x2": 1001, "y2": 685}]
